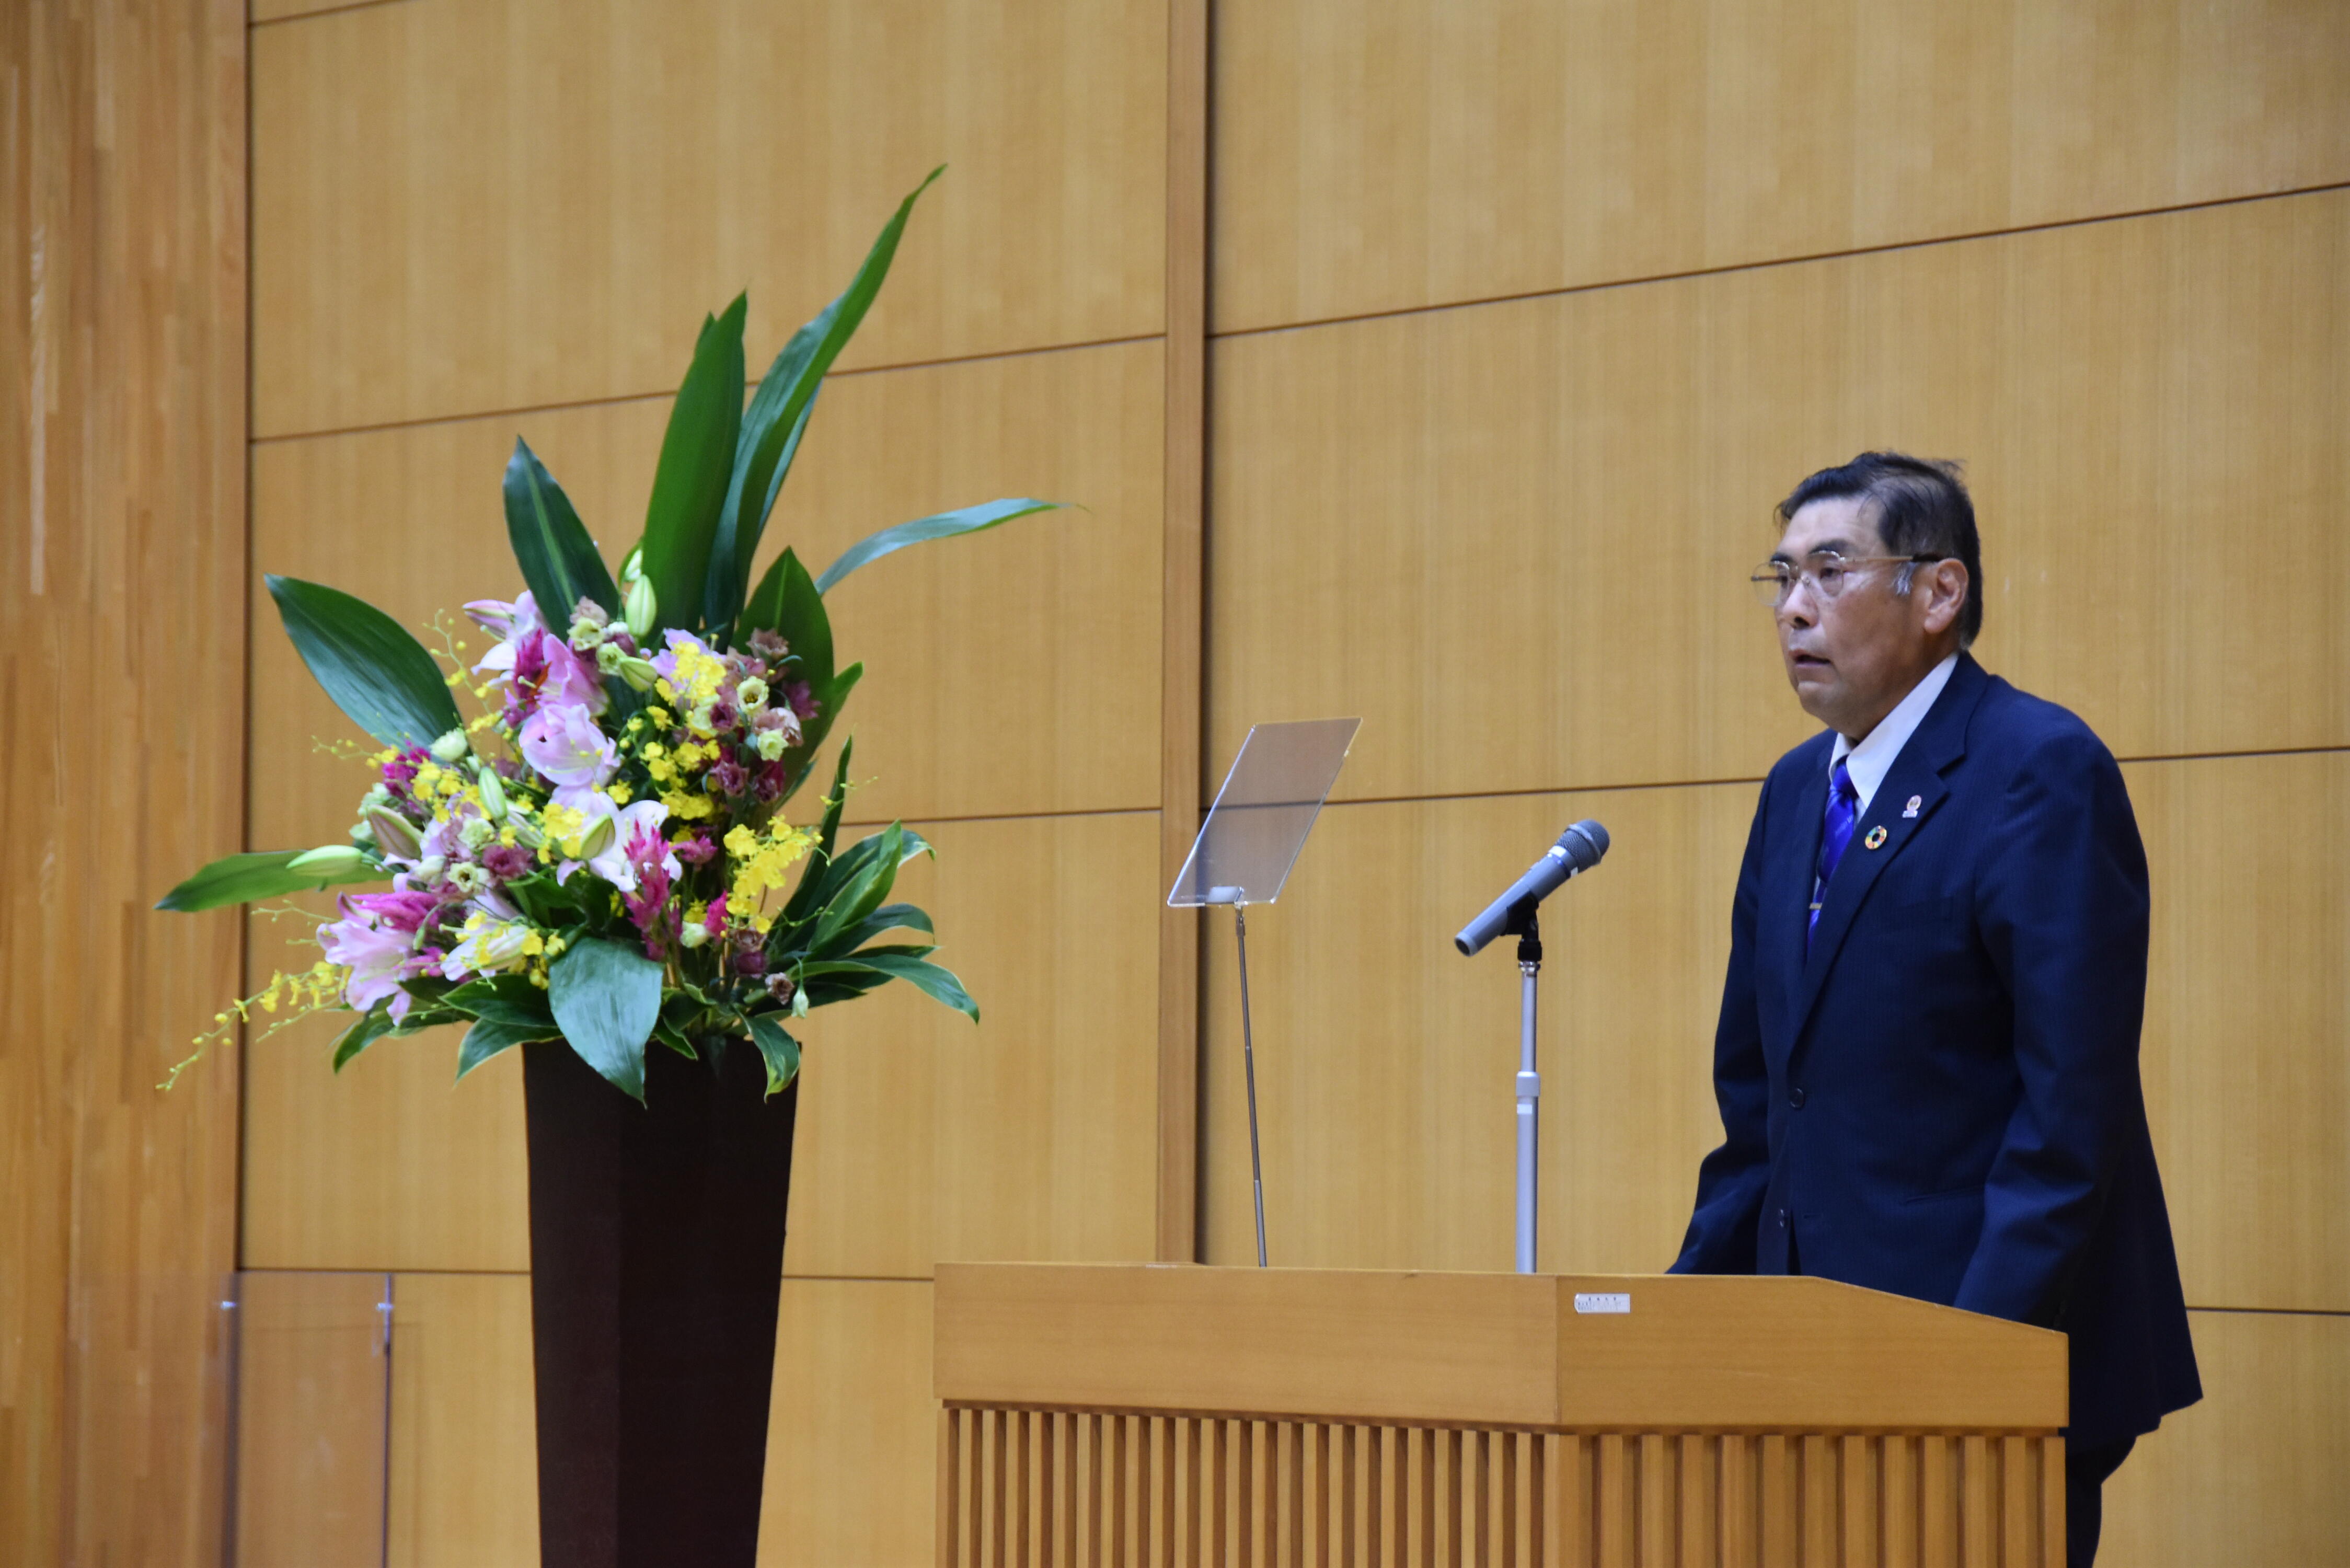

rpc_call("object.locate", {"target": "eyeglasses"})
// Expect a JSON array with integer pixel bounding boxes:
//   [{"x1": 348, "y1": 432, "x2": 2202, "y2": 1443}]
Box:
[{"x1": 1749, "y1": 551, "x2": 1946, "y2": 609}]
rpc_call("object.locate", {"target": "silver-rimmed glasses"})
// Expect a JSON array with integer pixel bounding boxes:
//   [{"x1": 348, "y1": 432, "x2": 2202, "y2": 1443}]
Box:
[{"x1": 1750, "y1": 551, "x2": 1946, "y2": 609}]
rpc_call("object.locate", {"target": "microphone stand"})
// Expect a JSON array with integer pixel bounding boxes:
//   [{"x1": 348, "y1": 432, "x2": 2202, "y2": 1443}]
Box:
[{"x1": 1507, "y1": 902, "x2": 1542, "y2": 1274}]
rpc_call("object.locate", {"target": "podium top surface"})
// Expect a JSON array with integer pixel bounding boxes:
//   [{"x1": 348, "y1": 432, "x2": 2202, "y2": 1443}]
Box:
[{"x1": 935, "y1": 1263, "x2": 2066, "y2": 1433}]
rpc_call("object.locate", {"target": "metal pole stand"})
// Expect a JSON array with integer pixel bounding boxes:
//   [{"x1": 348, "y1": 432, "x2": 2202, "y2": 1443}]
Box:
[
  {"x1": 1509, "y1": 906, "x2": 1542, "y2": 1273},
  {"x1": 1234, "y1": 906, "x2": 1269, "y2": 1267}
]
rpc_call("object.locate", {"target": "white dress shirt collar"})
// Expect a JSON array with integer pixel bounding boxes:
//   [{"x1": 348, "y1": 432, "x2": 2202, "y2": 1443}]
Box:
[{"x1": 1830, "y1": 653, "x2": 1960, "y2": 816}]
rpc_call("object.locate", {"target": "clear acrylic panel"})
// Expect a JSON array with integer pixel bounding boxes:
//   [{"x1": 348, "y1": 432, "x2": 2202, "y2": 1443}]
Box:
[
  {"x1": 225, "y1": 1271, "x2": 392, "y2": 1568},
  {"x1": 1168, "y1": 718, "x2": 1361, "y2": 907}
]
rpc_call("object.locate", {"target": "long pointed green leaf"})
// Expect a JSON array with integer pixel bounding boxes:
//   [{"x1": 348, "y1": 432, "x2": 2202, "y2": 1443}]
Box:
[
  {"x1": 813, "y1": 499, "x2": 1061, "y2": 595},
  {"x1": 810, "y1": 823, "x2": 903, "y2": 954},
  {"x1": 807, "y1": 953, "x2": 978, "y2": 1022},
  {"x1": 641, "y1": 296, "x2": 748, "y2": 634},
  {"x1": 331, "y1": 1006, "x2": 398, "y2": 1071},
  {"x1": 156, "y1": 848, "x2": 387, "y2": 912},
  {"x1": 268, "y1": 575, "x2": 465, "y2": 748},
  {"x1": 813, "y1": 902, "x2": 935, "y2": 959},
  {"x1": 454, "y1": 1017, "x2": 556, "y2": 1082},
  {"x1": 706, "y1": 166, "x2": 947, "y2": 626},
  {"x1": 780, "y1": 663, "x2": 861, "y2": 802},
  {"x1": 779, "y1": 737, "x2": 857, "y2": 930},
  {"x1": 548, "y1": 938, "x2": 664, "y2": 1103},
  {"x1": 503, "y1": 437, "x2": 620, "y2": 622},
  {"x1": 746, "y1": 1013, "x2": 803, "y2": 1096},
  {"x1": 738, "y1": 547, "x2": 834, "y2": 689}
]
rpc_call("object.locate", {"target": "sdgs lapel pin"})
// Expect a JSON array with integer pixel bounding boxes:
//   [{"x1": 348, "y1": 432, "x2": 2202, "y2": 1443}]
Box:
[{"x1": 1863, "y1": 825, "x2": 1890, "y2": 850}]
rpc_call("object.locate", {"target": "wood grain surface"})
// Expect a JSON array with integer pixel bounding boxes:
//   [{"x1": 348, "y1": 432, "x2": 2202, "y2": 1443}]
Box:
[
  {"x1": 0, "y1": 0, "x2": 247, "y2": 1560},
  {"x1": 1209, "y1": 189, "x2": 2350, "y2": 802},
  {"x1": 250, "y1": 0, "x2": 1169, "y2": 435},
  {"x1": 936, "y1": 1263, "x2": 2066, "y2": 1431},
  {"x1": 785, "y1": 811, "x2": 1163, "y2": 1279},
  {"x1": 383, "y1": 1272, "x2": 539, "y2": 1568},
  {"x1": 1213, "y1": 0, "x2": 2350, "y2": 331}
]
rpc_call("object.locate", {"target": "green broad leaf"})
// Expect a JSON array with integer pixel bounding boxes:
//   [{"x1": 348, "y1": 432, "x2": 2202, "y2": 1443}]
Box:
[
  {"x1": 779, "y1": 737, "x2": 858, "y2": 929},
  {"x1": 388, "y1": 1007, "x2": 467, "y2": 1036},
  {"x1": 736, "y1": 547, "x2": 834, "y2": 688},
  {"x1": 331, "y1": 1006, "x2": 398, "y2": 1071},
  {"x1": 812, "y1": 499, "x2": 1062, "y2": 596},
  {"x1": 504, "y1": 871, "x2": 589, "y2": 930},
  {"x1": 779, "y1": 662, "x2": 862, "y2": 803},
  {"x1": 454, "y1": 1016, "x2": 557, "y2": 1082},
  {"x1": 705, "y1": 166, "x2": 947, "y2": 628},
  {"x1": 548, "y1": 938, "x2": 664, "y2": 1103},
  {"x1": 441, "y1": 973, "x2": 558, "y2": 1032},
  {"x1": 812, "y1": 904, "x2": 936, "y2": 961},
  {"x1": 810, "y1": 823, "x2": 903, "y2": 954},
  {"x1": 801, "y1": 973, "x2": 891, "y2": 1008},
  {"x1": 504, "y1": 437, "x2": 621, "y2": 622},
  {"x1": 746, "y1": 1012, "x2": 803, "y2": 1096},
  {"x1": 803, "y1": 953, "x2": 978, "y2": 1023},
  {"x1": 156, "y1": 847, "x2": 387, "y2": 912},
  {"x1": 268, "y1": 576, "x2": 466, "y2": 749},
  {"x1": 640, "y1": 296, "x2": 748, "y2": 635},
  {"x1": 651, "y1": 1018, "x2": 699, "y2": 1060}
]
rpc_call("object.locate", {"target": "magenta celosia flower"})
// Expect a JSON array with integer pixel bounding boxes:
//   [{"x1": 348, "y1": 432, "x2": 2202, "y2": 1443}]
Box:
[
  {"x1": 585, "y1": 801, "x2": 676, "y2": 895},
  {"x1": 519, "y1": 702, "x2": 617, "y2": 789},
  {"x1": 704, "y1": 894, "x2": 728, "y2": 935},
  {"x1": 674, "y1": 832, "x2": 717, "y2": 866}
]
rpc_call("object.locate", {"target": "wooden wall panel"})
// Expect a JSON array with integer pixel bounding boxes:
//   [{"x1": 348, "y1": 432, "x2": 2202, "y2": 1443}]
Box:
[
  {"x1": 786, "y1": 812, "x2": 1162, "y2": 1280},
  {"x1": 1200, "y1": 786, "x2": 1748, "y2": 1274},
  {"x1": 758, "y1": 1281, "x2": 935, "y2": 1568},
  {"x1": 250, "y1": 0, "x2": 1168, "y2": 435},
  {"x1": 1213, "y1": 0, "x2": 2350, "y2": 331},
  {"x1": 385, "y1": 1272, "x2": 539, "y2": 1568},
  {"x1": 2135, "y1": 752, "x2": 2350, "y2": 1315},
  {"x1": 2102, "y1": 1309, "x2": 2350, "y2": 1565},
  {"x1": 1200, "y1": 754, "x2": 2350, "y2": 1316},
  {"x1": 240, "y1": 964, "x2": 532, "y2": 1273},
  {"x1": 1208, "y1": 190, "x2": 2350, "y2": 802},
  {"x1": 0, "y1": 0, "x2": 246, "y2": 1560}
]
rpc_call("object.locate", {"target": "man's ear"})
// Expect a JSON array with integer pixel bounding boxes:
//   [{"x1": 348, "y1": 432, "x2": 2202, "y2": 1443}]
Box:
[{"x1": 1917, "y1": 559, "x2": 1969, "y2": 636}]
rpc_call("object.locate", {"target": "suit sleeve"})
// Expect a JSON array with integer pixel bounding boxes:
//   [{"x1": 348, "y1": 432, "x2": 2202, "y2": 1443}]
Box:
[
  {"x1": 1671, "y1": 777, "x2": 1773, "y2": 1274},
  {"x1": 1955, "y1": 727, "x2": 2150, "y2": 1324}
]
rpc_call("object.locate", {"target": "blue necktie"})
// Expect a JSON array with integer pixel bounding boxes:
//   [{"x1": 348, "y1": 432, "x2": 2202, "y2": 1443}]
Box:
[{"x1": 1810, "y1": 758, "x2": 1859, "y2": 950}]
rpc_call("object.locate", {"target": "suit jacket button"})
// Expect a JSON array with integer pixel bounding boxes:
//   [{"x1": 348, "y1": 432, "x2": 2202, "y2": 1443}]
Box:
[
  {"x1": 1776, "y1": 1208, "x2": 1789, "y2": 1229},
  {"x1": 1789, "y1": 1087, "x2": 1807, "y2": 1109}
]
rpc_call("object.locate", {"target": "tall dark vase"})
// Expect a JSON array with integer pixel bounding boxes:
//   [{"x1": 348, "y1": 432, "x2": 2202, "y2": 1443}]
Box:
[{"x1": 521, "y1": 1035, "x2": 798, "y2": 1568}]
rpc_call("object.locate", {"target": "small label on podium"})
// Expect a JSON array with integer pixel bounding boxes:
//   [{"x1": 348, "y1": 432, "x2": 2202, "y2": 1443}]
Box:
[{"x1": 1573, "y1": 1292, "x2": 1631, "y2": 1315}]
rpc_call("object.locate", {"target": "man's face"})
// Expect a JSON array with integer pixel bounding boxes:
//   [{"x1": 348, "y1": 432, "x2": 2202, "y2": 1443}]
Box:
[{"x1": 1772, "y1": 496, "x2": 1953, "y2": 740}]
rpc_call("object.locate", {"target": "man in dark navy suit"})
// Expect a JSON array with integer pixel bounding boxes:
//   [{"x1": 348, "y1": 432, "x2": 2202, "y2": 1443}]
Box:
[{"x1": 1671, "y1": 453, "x2": 2200, "y2": 1566}]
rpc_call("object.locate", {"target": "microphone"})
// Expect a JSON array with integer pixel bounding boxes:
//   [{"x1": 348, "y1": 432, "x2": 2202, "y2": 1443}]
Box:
[{"x1": 1454, "y1": 821, "x2": 1610, "y2": 955}]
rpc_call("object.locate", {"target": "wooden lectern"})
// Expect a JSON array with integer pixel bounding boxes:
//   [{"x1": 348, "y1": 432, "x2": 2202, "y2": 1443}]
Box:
[{"x1": 934, "y1": 1264, "x2": 2066, "y2": 1566}]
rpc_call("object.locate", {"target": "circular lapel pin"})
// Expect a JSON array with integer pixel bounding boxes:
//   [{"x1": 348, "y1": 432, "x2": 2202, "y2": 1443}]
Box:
[{"x1": 1863, "y1": 825, "x2": 1889, "y2": 850}]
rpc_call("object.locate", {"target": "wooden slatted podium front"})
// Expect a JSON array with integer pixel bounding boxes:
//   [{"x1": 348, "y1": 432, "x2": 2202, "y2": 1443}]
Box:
[{"x1": 934, "y1": 1263, "x2": 2067, "y2": 1567}]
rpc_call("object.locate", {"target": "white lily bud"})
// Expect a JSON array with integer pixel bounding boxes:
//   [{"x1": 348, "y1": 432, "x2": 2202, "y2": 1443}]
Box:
[
  {"x1": 575, "y1": 814, "x2": 617, "y2": 862},
  {"x1": 474, "y1": 763, "x2": 508, "y2": 821},
  {"x1": 364, "y1": 807, "x2": 423, "y2": 861},
  {"x1": 413, "y1": 855, "x2": 446, "y2": 882},
  {"x1": 614, "y1": 654, "x2": 660, "y2": 693},
  {"x1": 624, "y1": 575, "x2": 657, "y2": 639},
  {"x1": 619, "y1": 545, "x2": 644, "y2": 590},
  {"x1": 430, "y1": 728, "x2": 470, "y2": 764},
  {"x1": 506, "y1": 816, "x2": 547, "y2": 851},
  {"x1": 289, "y1": 844, "x2": 370, "y2": 879}
]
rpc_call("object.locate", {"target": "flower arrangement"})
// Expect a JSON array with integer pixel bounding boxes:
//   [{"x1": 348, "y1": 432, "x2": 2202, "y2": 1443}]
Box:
[{"x1": 161, "y1": 169, "x2": 1052, "y2": 1103}]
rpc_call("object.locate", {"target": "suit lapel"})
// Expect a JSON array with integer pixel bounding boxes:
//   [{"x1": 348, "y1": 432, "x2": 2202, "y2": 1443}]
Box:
[{"x1": 1785, "y1": 656, "x2": 1990, "y2": 1047}]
